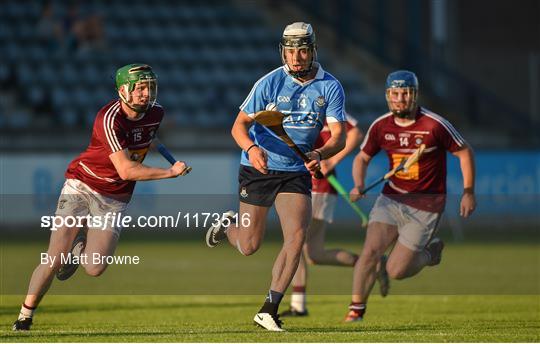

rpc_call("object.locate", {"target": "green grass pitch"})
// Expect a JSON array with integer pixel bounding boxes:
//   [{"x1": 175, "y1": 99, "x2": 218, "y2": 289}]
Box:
[{"x1": 1, "y1": 239, "x2": 538, "y2": 342}]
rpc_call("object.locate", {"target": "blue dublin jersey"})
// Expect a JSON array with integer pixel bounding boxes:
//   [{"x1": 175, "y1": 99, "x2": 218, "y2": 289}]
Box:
[{"x1": 239, "y1": 64, "x2": 346, "y2": 172}]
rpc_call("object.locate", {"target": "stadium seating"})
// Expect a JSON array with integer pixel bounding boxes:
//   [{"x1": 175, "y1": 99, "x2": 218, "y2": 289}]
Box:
[{"x1": 0, "y1": 0, "x2": 383, "y2": 131}]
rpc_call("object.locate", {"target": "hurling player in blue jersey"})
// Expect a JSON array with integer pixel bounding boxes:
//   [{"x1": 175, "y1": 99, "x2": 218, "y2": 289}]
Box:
[{"x1": 205, "y1": 22, "x2": 347, "y2": 331}]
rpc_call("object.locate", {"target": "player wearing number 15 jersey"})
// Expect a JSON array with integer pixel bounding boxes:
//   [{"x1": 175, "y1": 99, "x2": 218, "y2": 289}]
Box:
[
  {"x1": 344, "y1": 70, "x2": 476, "y2": 322},
  {"x1": 13, "y1": 64, "x2": 190, "y2": 331}
]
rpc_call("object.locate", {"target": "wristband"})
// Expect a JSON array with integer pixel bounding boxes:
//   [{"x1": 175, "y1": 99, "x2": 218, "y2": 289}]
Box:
[
  {"x1": 246, "y1": 144, "x2": 258, "y2": 154},
  {"x1": 463, "y1": 187, "x2": 474, "y2": 194},
  {"x1": 314, "y1": 149, "x2": 323, "y2": 160}
]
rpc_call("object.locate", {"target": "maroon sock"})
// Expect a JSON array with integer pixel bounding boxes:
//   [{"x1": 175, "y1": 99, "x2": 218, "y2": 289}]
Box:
[
  {"x1": 292, "y1": 286, "x2": 306, "y2": 293},
  {"x1": 23, "y1": 303, "x2": 36, "y2": 310},
  {"x1": 349, "y1": 302, "x2": 366, "y2": 316}
]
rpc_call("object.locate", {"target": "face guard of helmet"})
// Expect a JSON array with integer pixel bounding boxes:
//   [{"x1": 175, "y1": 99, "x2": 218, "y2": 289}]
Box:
[
  {"x1": 385, "y1": 70, "x2": 419, "y2": 119},
  {"x1": 115, "y1": 64, "x2": 158, "y2": 113},
  {"x1": 279, "y1": 22, "x2": 317, "y2": 79}
]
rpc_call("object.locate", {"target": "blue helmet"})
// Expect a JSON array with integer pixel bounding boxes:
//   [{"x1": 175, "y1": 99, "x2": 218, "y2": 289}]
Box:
[
  {"x1": 386, "y1": 70, "x2": 418, "y2": 89},
  {"x1": 385, "y1": 70, "x2": 419, "y2": 118}
]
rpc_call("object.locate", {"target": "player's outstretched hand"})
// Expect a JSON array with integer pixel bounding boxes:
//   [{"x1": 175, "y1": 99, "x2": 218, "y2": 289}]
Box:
[
  {"x1": 248, "y1": 146, "x2": 268, "y2": 174},
  {"x1": 349, "y1": 184, "x2": 365, "y2": 202},
  {"x1": 171, "y1": 161, "x2": 191, "y2": 177},
  {"x1": 460, "y1": 191, "x2": 476, "y2": 218}
]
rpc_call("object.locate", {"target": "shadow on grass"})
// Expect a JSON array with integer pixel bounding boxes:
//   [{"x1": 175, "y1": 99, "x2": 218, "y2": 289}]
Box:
[
  {"x1": 0, "y1": 300, "x2": 257, "y2": 316},
  {"x1": 1, "y1": 328, "x2": 276, "y2": 340}
]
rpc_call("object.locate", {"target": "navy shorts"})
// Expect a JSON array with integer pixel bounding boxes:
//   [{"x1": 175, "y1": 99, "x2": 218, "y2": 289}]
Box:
[{"x1": 238, "y1": 165, "x2": 312, "y2": 207}]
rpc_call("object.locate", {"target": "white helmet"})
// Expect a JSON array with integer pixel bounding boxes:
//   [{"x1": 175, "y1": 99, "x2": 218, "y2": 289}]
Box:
[{"x1": 279, "y1": 22, "x2": 317, "y2": 78}]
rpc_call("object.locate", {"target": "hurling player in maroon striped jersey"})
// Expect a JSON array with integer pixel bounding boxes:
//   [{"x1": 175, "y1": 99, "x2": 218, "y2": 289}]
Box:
[
  {"x1": 344, "y1": 70, "x2": 476, "y2": 322},
  {"x1": 13, "y1": 64, "x2": 190, "y2": 331}
]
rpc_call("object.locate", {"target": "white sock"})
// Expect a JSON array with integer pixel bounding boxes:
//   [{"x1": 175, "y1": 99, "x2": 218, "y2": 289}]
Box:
[
  {"x1": 18, "y1": 304, "x2": 35, "y2": 320},
  {"x1": 291, "y1": 292, "x2": 306, "y2": 312}
]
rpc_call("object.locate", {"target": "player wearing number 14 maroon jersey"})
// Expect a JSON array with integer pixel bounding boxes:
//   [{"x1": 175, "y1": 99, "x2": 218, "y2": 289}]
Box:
[{"x1": 344, "y1": 70, "x2": 476, "y2": 322}]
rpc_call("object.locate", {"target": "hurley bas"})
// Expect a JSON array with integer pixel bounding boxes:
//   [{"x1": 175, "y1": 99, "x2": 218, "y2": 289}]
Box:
[{"x1": 41, "y1": 252, "x2": 140, "y2": 267}]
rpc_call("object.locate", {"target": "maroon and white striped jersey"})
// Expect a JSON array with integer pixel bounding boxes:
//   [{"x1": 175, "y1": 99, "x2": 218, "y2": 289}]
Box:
[
  {"x1": 361, "y1": 107, "x2": 466, "y2": 212},
  {"x1": 65, "y1": 100, "x2": 164, "y2": 200}
]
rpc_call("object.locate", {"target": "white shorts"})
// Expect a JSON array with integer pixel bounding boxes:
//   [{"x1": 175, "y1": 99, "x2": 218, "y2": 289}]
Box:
[
  {"x1": 369, "y1": 194, "x2": 441, "y2": 251},
  {"x1": 311, "y1": 193, "x2": 337, "y2": 223},
  {"x1": 54, "y1": 179, "x2": 128, "y2": 236}
]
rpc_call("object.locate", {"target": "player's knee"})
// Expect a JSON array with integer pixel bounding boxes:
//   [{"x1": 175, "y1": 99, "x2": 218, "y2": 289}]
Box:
[
  {"x1": 83, "y1": 264, "x2": 107, "y2": 277},
  {"x1": 237, "y1": 240, "x2": 260, "y2": 256},
  {"x1": 289, "y1": 228, "x2": 306, "y2": 247},
  {"x1": 242, "y1": 245, "x2": 258, "y2": 256},
  {"x1": 386, "y1": 263, "x2": 407, "y2": 280},
  {"x1": 360, "y1": 247, "x2": 382, "y2": 266}
]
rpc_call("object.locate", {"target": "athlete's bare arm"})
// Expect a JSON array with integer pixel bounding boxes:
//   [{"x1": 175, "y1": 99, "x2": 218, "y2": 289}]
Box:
[
  {"x1": 321, "y1": 126, "x2": 363, "y2": 174},
  {"x1": 452, "y1": 144, "x2": 476, "y2": 217},
  {"x1": 350, "y1": 151, "x2": 372, "y2": 202},
  {"x1": 231, "y1": 110, "x2": 268, "y2": 174},
  {"x1": 109, "y1": 149, "x2": 187, "y2": 181},
  {"x1": 316, "y1": 121, "x2": 346, "y2": 161}
]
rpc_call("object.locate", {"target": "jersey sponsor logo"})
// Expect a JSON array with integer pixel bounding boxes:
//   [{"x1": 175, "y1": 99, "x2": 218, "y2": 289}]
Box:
[
  {"x1": 282, "y1": 112, "x2": 319, "y2": 128},
  {"x1": 391, "y1": 153, "x2": 420, "y2": 180},
  {"x1": 128, "y1": 148, "x2": 149, "y2": 163},
  {"x1": 384, "y1": 133, "x2": 396, "y2": 141}
]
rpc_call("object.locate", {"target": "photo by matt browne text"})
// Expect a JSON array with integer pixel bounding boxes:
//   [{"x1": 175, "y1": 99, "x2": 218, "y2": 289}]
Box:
[{"x1": 40, "y1": 252, "x2": 141, "y2": 267}]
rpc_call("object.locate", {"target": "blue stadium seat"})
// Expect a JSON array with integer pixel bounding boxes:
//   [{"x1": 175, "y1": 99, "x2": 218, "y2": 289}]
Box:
[
  {"x1": 59, "y1": 107, "x2": 79, "y2": 128},
  {"x1": 16, "y1": 63, "x2": 34, "y2": 85},
  {"x1": 28, "y1": 85, "x2": 45, "y2": 108},
  {"x1": 52, "y1": 87, "x2": 69, "y2": 109},
  {"x1": 4, "y1": 1, "x2": 27, "y2": 18},
  {"x1": 60, "y1": 64, "x2": 78, "y2": 87},
  {"x1": 5, "y1": 41, "x2": 23, "y2": 61},
  {"x1": 7, "y1": 110, "x2": 31, "y2": 128}
]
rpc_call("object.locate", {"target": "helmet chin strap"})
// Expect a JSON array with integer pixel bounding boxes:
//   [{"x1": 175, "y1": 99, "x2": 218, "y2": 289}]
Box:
[
  {"x1": 119, "y1": 89, "x2": 149, "y2": 113},
  {"x1": 126, "y1": 102, "x2": 149, "y2": 113},
  {"x1": 285, "y1": 60, "x2": 313, "y2": 78}
]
